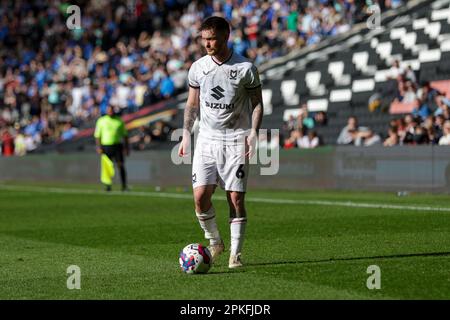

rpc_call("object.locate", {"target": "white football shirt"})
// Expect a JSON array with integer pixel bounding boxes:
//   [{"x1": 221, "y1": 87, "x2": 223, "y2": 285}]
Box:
[{"x1": 188, "y1": 50, "x2": 261, "y2": 144}]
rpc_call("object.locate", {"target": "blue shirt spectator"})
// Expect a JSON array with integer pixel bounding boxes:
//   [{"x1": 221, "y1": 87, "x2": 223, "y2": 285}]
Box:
[
  {"x1": 413, "y1": 102, "x2": 432, "y2": 120},
  {"x1": 160, "y1": 76, "x2": 175, "y2": 98}
]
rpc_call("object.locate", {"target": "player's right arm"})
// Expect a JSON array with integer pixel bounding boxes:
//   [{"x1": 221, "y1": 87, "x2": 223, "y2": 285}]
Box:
[{"x1": 178, "y1": 86, "x2": 200, "y2": 157}]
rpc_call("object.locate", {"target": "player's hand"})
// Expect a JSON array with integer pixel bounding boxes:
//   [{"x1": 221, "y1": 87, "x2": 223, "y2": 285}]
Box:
[
  {"x1": 96, "y1": 146, "x2": 103, "y2": 155},
  {"x1": 245, "y1": 131, "x2": 257, "y2": 159},
  {"x1": 178, "y1": 133, "x2": 191, "y2": 157}
]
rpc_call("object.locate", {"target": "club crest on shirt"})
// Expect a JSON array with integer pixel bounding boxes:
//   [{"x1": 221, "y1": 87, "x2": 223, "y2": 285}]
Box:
[{"x1": 229, "y1": 69, "x2": 237, "y2": 80}]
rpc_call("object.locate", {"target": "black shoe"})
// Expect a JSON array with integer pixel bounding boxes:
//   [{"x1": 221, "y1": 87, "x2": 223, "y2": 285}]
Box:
[
  {"x1": 105, "y1": 185, "x2": 112, "y2": 192},
  {"x1": 121, "y1": 186, "x2": 130, "y2": 192}
]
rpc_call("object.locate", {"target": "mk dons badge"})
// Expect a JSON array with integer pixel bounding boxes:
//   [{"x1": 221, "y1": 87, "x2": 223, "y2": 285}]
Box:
[{"x1": 230, "y1": 70, "x2": 237, "y2": 80}]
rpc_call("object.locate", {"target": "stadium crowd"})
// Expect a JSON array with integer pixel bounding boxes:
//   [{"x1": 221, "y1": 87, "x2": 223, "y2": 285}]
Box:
[
  {"x1": 382, "y1": 81, "x2": 450, "y2": 147},
  {"x1": 0, "y1": 0, "x2": 400, "y2": 156},
  {"x1": 281, "y1": 105, "x2": 327, "y2": 149},
  {"x1": 335, "y1": 61, "x2": 450, "y2": 147}
]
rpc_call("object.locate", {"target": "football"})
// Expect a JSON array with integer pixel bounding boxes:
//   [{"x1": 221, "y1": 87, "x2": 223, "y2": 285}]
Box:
[{"x1": 179, "y1": 243, "x2": 212, "y2": 274}]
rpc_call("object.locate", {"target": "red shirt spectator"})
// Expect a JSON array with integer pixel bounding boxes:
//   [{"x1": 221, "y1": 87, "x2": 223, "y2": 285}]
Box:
[{"x1": 1, "y1": 128, "x2": 15, "y2": 156}]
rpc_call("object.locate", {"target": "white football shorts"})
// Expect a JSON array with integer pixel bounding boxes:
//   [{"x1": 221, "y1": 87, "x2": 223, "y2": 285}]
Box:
[{"x1": 192, "y1": 139, "x2": 249, "y2": 192}]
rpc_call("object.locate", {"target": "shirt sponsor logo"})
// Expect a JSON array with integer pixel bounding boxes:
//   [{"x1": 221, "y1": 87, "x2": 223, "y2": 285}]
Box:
[
  {"x1": 205, "y1": 101, "x2": 234, "y2": 110},
  {"x1": 211, "y1": 86, "x2": 225, "y2": 100}
]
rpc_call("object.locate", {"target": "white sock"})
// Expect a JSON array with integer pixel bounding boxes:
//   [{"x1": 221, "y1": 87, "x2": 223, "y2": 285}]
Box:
[
  {"x1": 196, "y1": 205, "x2": 221, "y2": 245},
  {"x1": 230, "y1": 217, "x2": 247, "y2": 256}
]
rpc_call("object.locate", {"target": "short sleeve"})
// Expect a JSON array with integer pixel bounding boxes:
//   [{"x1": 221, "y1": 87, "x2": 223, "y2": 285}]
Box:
[
  {"x1": 94, "y1": 118, "x2": 102, "y2": 138},
  {"x1": 244, "y1": 64, "x2": 261, "y2": 90},
  {"x1": 188, "y1": 62, "x2": 200, "y2": 88}
]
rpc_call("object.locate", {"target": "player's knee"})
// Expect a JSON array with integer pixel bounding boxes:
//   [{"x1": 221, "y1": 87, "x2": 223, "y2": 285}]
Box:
[
  {"x1": 195, "y1": 202, "x2": 211, "y2": 213},
  {"x1": 230, "y1": 193, "x2": 245, "y2": 212},
  {"x1": 194, "y1": 194, "x2": 212, "y2": 212}
]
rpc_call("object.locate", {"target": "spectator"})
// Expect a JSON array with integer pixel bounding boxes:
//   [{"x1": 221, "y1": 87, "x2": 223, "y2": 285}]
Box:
[
  {"x1": 314, "y1": 111, "x2": 328, "y2": 126},
  {"x1": 150, "y1": 121, "x2": 172, "y2": 141},
  {"x1": 400, "y1": 114, "x2": 419, "y2": 145},
  {"x1": 404, "y1": 65, "x2": 417, "y2": 84},
  {"x1": 438, "y1": 121, "x2": 450, "y2": 145},
  {"x1": 298, "y1": 104, "x2": 315, "y2": 129},
  {"x1": 422, "y1": 116, "x2": 438, "y2": 144},
  {"x1": 24, "y1": 133, "x2": 38, "y2": 153},
  {"x1": 285, "y1": 114, "x2": 297, "y2": 132},
  {"x1": 337, "y1": 116, "x2": 359, "y2": 145},
  {"x1": 14, "y1": 129, "x2": 27, "y2": 156},
  {"x1": 402, "y1": 81, "x2": 417, "y2": 104},
  {"x1": 354, "y1": 128, "x2": 382, "y2": 147},
  {"x1": 129, "y1": 126, "x2": 152, "y2": 151},
  {"x1": 434, "y1": 114, "x2": 446, "y2": 142},
  {"x1": 412, "y1": 126, "x2": 429, "y2": 145},
  {"x1": 284, "y1": 128, "x2": 301, "y2": 149},
  {"x1": 412, "y1": 98, "x2": 432, "y2": 121},
  {"x1": 368, "y1": 91, "x2": 382, "y2": 113},
  {"x1": 159, "y1": 72, "x2": 176, "y2": 99},
  {"x1": 396, "y1": 75, "x2": 407, "y2": 101},
  {"x1": 384, "y1": 125, "x2": 399, "y2": 147},
  {"x1": 388, "y1": 60, "x2": 404, "y2": 80},
  {"x1": 60, "y1": 122, "x2": 79, "y2": 141},
  {"x1": 0, "y1": 127, "x2": 15, "y2": 156},
  {"x1": 434, "y1": 95, "x2": 450, "y2": 116},
  {"x1": 298, "y1": 130, "x2": 319, "y2": 149},
  {"x1": 417, "y1": 82, "x2": 442, "y2": 111},
  {"x1": 286, "y1": 2, "x2": 299, "y2": 33}
]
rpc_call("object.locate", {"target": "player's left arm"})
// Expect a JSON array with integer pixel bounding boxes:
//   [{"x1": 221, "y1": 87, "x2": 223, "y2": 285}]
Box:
[
  {"x1": 246, "y1": 86, "x2": 264, "y2": 157},
  {"x1": 249, "y1": 86, "x2": 264, "y2": 134}
]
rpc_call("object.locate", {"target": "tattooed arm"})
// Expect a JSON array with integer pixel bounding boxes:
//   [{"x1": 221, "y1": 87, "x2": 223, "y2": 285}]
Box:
[{"x1": 178, "y1": 86, "x2": 200, "y2": 156}]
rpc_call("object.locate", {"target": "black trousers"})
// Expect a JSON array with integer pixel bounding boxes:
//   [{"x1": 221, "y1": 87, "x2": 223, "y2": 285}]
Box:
[
  {"x1": 102, "y1": 144, "x2": 124, "y2": 164},
  {"x1": 101, "y1": 144, "x2": 127, "y2": 188}
]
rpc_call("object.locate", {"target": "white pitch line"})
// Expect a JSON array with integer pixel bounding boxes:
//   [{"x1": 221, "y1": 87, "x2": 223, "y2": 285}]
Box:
[{"x1": 1, "y1": 184, "x2": 450, "y2": 213}]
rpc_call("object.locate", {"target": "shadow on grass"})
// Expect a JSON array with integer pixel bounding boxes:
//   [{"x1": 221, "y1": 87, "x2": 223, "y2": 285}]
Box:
[
  {"x1": 246, "y1": 251, "x2": 450, "y2": 267},
  {"x1": 190, "y1": 252, "x2": 450, "y2": 275}
]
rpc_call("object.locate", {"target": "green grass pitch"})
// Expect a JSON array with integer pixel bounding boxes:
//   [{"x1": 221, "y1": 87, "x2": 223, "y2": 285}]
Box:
[{"x1": 0, "y1": 182, "x2": 449, "y2": 299}]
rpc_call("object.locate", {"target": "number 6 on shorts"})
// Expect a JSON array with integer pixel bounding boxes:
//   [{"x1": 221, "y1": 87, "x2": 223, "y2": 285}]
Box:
[{"x1": 236, "y1": 164, "x2": 245, "y2": 179}]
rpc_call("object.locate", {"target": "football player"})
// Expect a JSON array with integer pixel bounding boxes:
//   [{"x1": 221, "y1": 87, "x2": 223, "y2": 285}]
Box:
[{"x1": 178, "y1": 16, "x2": 263, "y2": 269}]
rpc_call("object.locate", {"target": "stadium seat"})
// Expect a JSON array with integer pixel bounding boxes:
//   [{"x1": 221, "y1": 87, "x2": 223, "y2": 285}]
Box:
[{"x1": 389, "y1": 100, "x2": 419, "y2": 114}]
